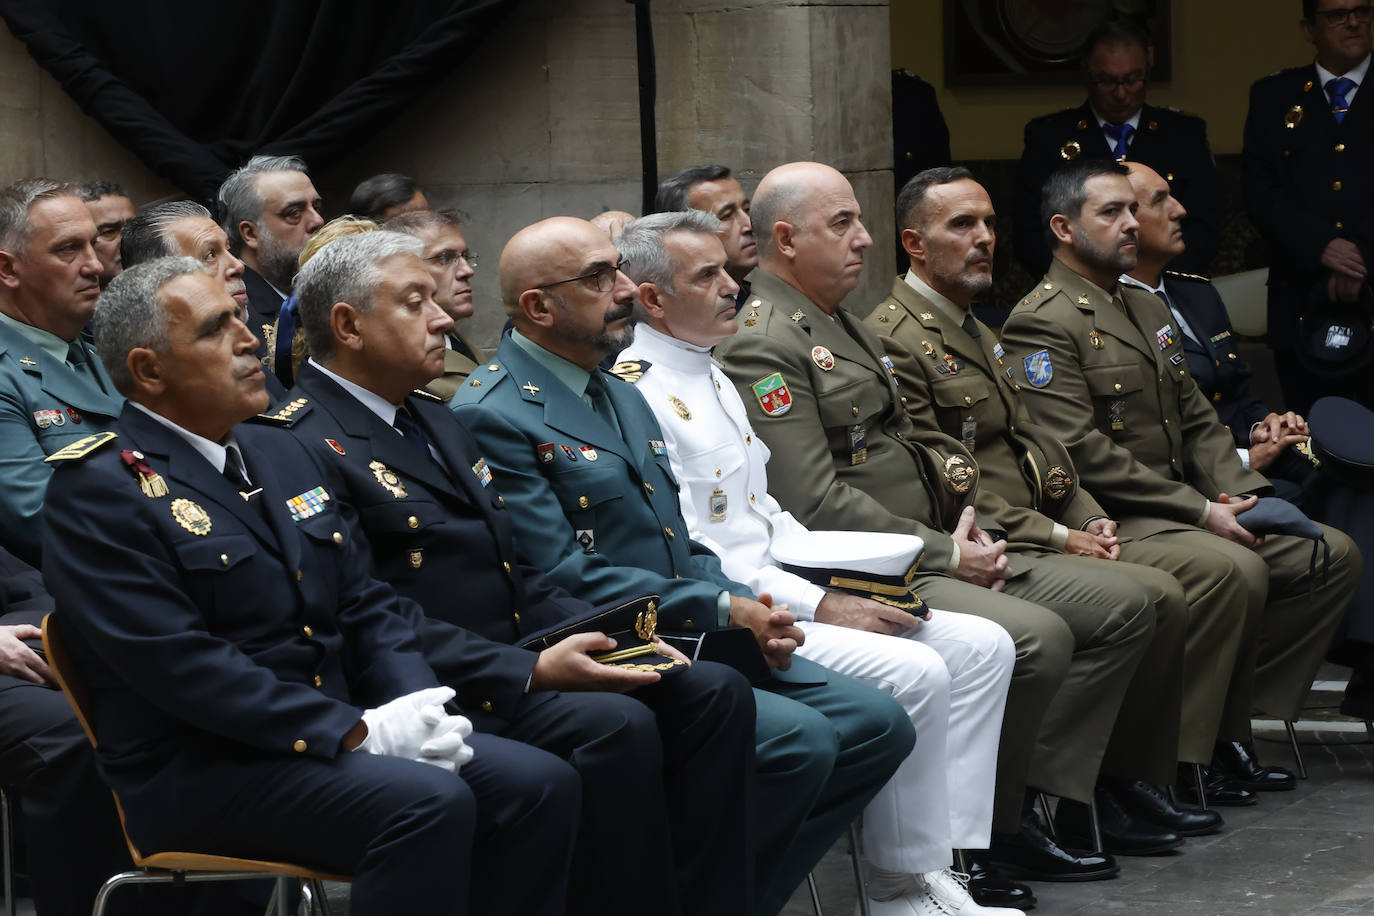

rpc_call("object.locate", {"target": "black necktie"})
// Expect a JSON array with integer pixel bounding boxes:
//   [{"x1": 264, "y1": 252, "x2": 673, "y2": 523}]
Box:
[
  {"x1": 961, "y1": 312, "x2": 981, "y2": 341},
  {"x1": 224, "y1": 446, "x2": 268, "y2": 520},
  {"x1": 394, "y1": 407, "x2": 435, "y2": 457},
  {"x1": 585, "y1": 373, "x2": 621, "y2": 436}
]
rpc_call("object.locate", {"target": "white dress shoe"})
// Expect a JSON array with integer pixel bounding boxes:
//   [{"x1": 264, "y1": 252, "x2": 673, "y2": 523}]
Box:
[{"x1": 921, "y1": 868, "x2": 1022, "y2": 916}]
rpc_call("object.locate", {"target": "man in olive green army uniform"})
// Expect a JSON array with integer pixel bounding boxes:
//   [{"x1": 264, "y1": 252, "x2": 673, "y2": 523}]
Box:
[
  {"x1": 869, "y1": 166, "x2": 1254, "y2": 848},
  {"x1": 715, "y1": 161, "x2": 1160, "y2": 883},
  {"x1": 999, "y1": 159, "x2": 1361, "y2": 793}
]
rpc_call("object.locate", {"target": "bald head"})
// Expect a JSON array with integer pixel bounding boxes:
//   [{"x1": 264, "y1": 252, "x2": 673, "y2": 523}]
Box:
[
  {"x1": 749, "y1": 161, "x2": 872, "y2": 313},
  {"x1": 498, "y1": 216, "x2": 637, "y2": 370}
]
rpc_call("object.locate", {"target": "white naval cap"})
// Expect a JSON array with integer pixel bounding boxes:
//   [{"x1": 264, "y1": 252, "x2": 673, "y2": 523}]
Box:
[{"x1": 770, "y1": 530, "x2": 925, "y2": 578}]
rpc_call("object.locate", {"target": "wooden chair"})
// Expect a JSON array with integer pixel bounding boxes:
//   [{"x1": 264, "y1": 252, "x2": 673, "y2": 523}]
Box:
[{"x1": 41, "y1": 613, "x2": 348, "y2": 916}]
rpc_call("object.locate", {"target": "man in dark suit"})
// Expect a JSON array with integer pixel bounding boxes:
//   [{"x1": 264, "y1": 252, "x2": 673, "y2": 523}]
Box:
[
  {"x1": 1243, "y1": 0, "x2": 1374, "y2": 413},
  {"x1": 42, "y1": 256, "x2": 579, "y2": 915},
  {"x1": 282, "y1": 230, "x2": 757, "y2": 916},
  {"x1": 216, "y1": 155, "x2": 325, "y2": 372},
  {"x1": 1014, "y1": 20, "x2": 1221, "y2": 277},
  {"x1": 452, "y1": 216, "x2": 914, "y2": 916}
]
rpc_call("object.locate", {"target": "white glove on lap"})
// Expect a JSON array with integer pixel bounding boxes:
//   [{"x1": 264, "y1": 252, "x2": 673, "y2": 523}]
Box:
[{"x1": 357, "y1": 686, "x2": 475, "y2": 771}]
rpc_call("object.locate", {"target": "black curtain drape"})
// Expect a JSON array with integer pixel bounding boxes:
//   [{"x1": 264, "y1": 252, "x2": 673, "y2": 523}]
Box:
[{"x1": 0, "y1": 0, "x2": 519, "y2": 201}]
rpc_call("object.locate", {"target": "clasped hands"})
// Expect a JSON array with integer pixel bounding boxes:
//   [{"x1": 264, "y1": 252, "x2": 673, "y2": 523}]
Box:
[
  {"x1": 1247, "y1": 411, "x2": 1309, "y2": 473},
  {"x1": 354, "y1": 686, "x2": 474, "y2": 773}
]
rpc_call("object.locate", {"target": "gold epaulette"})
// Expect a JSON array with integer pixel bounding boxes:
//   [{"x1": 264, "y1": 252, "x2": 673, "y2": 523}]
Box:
[
  {"x1": 44, "y1": 431, "x2": 118, "y2": 463},
  {"x1": 1164, "y1": 270, "x2": 1211, "y2": 282},
  {"x1": 609, "y1": 360, "x2": 651, "y2": 384},
  {"x1": 253, "y1": 397, "x2": 311, "y2": 427}
]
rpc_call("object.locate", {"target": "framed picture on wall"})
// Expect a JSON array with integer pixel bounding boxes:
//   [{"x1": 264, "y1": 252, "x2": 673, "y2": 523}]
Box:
[{"x1": 943, "y1": 0, "x2": 1171, "y2": 87}]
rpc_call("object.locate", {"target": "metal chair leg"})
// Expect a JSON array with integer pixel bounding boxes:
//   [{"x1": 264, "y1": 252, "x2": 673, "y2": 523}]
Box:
[
  {"x1": 806, "y1": 871, "x2": 824, "y2": 915},
  {"x1": 1191, "y1": 762, "x2": 1209, "y2": 809},
  {"x1": 1036, "y1": 792, "x2": 1057, "y2": 839},
  {"x1": 1284, "y1": 720, "x2": 1309, "y2": 779},
  {"x1": 1087, "y1": 797, "x2": 1105, "y2": 855},
  {"x1": 1, "y1": 787, "x2": 13, "y2": 916},
  {"x1": 849, "y1": 822, "x2": 870, "y2": 916},
  {"x1": 308, "y1": 879, "x2": 333, "y2": 916}
]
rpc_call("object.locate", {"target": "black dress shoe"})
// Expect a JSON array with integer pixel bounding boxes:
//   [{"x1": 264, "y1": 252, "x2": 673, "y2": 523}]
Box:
[
  {"x1": 1340, "y1": 666, "x2": 1374, "y2": 720},
  {"x1": 1176, "y1": 764, "x2": 1258, "y2": 807},
  {"x1": 986, "y1": 811, "x2": 1120, "y2": 882},
  {"x1": 1110, "y1": 779, "x2": 1223, "y2": 836},
  {"x1": 1056, "y1": 791, "x2": 1184, "y2": 856},
  {"x1": 964, "y1": 852, "x2": 1037, "y2": 911},
  {"x1": 1212, "y1": 740, "x2": 1296, "y2": 791}
]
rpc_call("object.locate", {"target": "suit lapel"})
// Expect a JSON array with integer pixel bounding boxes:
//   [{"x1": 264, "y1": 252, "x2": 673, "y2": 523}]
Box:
[
  {"x1": 410, "y1": 396, "x2": 486, "y2": 504},
  {"x1": 499, "y1": 342, "x2": 638, "y2": 465},
  {"x1": 238, "y1": 435, "x2": 302, "y2": 572}
]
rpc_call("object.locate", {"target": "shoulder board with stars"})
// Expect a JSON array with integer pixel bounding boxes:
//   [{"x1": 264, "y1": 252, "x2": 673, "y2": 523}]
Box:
[
  {"x1": 44, "y1": 431, "x2": 118, "y2": 463},
  {"x1": 609, "y1": 360, "x2": 650, "y2": 384},
  {"x1": 410, "y1": 388, "x2": 444, "y2": 403},
  {"x1": 252, "y1": 397, "x2": 312, "y2": 427},
  {"x1": 1163, "y1": 270, "x2": 1211, "y2": 283}
]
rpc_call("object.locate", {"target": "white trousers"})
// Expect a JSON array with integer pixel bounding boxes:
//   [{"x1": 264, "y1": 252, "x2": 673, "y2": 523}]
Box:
[{"x1": 797, "y1": 610, "x2": 1014, "y2": 874}]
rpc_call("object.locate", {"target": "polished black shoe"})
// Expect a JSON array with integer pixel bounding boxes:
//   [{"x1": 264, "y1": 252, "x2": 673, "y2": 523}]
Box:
[
  {"x1": 1056, "y1": 791, "x2": 1184, "y2": 856},
  {"x1": 1340, "y1": 666, "x2": 1374, "y2": 720},
  {"x1": 986, "y1": 811, "x2": 1120, "y2": 882},
  {"x1": 1212, "y1": 740, "x2": 1296, "y2": 791},
  {"x1": 1110, "y1": 779, "x2": 1223, "y2": 836},
  {"x1": 964, "y1": 852, "x2": 1037, "y2": 910},
  {"x1": 1176, "y1": 764, "x2": 1258, "y2": 807}
]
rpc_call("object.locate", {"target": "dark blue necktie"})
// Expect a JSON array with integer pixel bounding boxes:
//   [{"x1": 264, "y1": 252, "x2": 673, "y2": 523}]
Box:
[
  {"x1": 1102, "y1": 122, "x2": 1135, "y2": 160},
  {"x1": 394, "y1": 407, "x2": 438, "y2": 464},
  {"x1": 274, "y1": 296, "x2": 298, "y2": 387},
  {"x1": 1327, "y1": 77, "x2": 1356, "y2": 125}
]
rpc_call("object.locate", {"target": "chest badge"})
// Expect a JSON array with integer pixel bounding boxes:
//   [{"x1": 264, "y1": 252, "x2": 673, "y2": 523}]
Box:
[
  {"x1": 922, "y1": 340, "x2": 936, "y2": 357},
  {"x1": 67, "y1": 408, "x2": 82, "y2": 424},
  {"x1": 649, "y1": 438, "x2": 667, "y2": 456},
  {"x1": 472, "y1": 457, "x2": 494, "y2": 485},
  {"x1": 1156, "y1": 323, "x2": 1176, "y2": 350},
  {"x1": 171, "y1": 498, "x2": 212, "y2": 536},
  {"x1": 370, "y1": 460, "x2": 408, "y2": 499},
  {"x1": 1090, "y1": 330, "x2": 1104, "y2": 350},
  {"x1": 560, "y1": 445, "x2": 579, "y2": 462},
  {"x1": 790, "y1": 310, "x2": 805, "y2": 323},
  {"x1": 1108, "y1": 399, "x2": 1127, "y2": 431},
  {"x1": 287, "y1": 486, "x2": 331, "y2": 522},
  {"x1": 1060, "y1": 140, "x2": 1082, "y2": 161},
  {"x1": 668, "y1": 395, "x2": 692, "y2": 420},
  {"x1": 578, "y1": 446, "x2": 598, "y2": 462},
  {"x1": 576, "y1": 529, "x2": 596, "y2": 553},
  {"x1": 992, "y1": 343, "x2": 1005, "y2": 365},
  {"x1": 1023, "y1": 349, "x2": 1053, "y2": 388},
  {"x1": 1076, "y1": 294, "x2": 1091, "y2": 306},
  {"x1": 812, "y1": 346, "x2": 835, "y2": 370},
  {"x1": 709, "y1": 488, "x2": 728, "y2": 522},
  {"x1": 325, "y1": 438, "x2": 346, "y2": 456},
  {"x1": 17, "y1": 357, "x2": 35, "y2": 366},
  {"x1": 538, "y1": 442, "x2": 556, "y2": 464},
  {"x1": 752, "y1": 373, "x2": 793, "y2": 417},
  {"x1": 1284, "y1": 105, "x2": 1303, "y2": 129},
  {"x1": 120, "y1": 449, "x2": 169, "y2": 498},
  {"x1": 881, "y1": 355, "x2": 898, "y2": 376}
]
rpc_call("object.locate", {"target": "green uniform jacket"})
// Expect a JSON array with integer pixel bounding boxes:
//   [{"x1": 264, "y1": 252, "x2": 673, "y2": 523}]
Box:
[
  {"x1": 867, "y1": 277, "x2": 1103, "y2": 548},
  {"x1": 714, "y1": 269, "x2": 979, "y2": 572},
  {"x1": 999, "y1": 260, "x2": 1269, "y2": 533},
  {"x1": 0, "y1": 324, "x2": 122, "y2": 563}
]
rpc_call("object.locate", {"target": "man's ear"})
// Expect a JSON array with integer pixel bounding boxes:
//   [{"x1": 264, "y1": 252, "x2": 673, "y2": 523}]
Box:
[
  {"x1": 238, "y1": 220, "x2": 260, "y2": 254},
  {"x1": 900, "y1": 227, "x2": 925, "y2": 263},
  {"x1": 0, "y1": 250, "x2": 21, "y2": 291},
  {"x1": 517, "y1": 288, "x2": 555, "y2": 329},
  {"x1": 1049, "y1": 214, "x2": 1075, "y2": 248},
  {"x1": 636, "y1": 281, "x2": 666, "y2": 319},
  {"x1": 774, "y1": 220, "x2": 798, "y2": 261},
  {"x1": 126, "y1": 347, "x2": 165, "y2": 397},
  {"x1": 329, "y1": 302, "x2": 364, "y2": 352}
]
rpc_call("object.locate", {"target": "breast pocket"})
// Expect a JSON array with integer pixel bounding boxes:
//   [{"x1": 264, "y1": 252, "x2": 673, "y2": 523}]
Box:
[
  {"x1": 816, "y1": 374, "x2": 888, "y2": 429},
  {"x1": 548, "y1": 465, "x2": 627, "y2": 528},
  {"x1": 931, "y1": 375, "x2": 991, "y2": 411},
  {"x1": 173, "y1": 534, "x2": 260, "y2": 625},
  {"x1": 1082, "y1": 363, "x2": 1144, "y2": 399}
]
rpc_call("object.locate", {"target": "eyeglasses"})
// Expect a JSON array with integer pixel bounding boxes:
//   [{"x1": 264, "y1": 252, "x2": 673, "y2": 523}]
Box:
[
  {"x1": 1088, "y1": 72, "x2": 1147, "y2": 91},
  {"x1": 425, "y1": 249, "x2": 477, "y2": 271},
  {"x1": 537, "y1": 258, "x2": 630, "y2": 293},
  {"x1": 1317, "y1": 4, "x2": 1373, "y2": 24}
]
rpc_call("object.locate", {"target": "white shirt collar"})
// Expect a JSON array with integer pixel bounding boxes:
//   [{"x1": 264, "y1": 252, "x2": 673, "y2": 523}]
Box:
[
  {"x1": 308, "y1": 358, "x2": 402, "y2": 428},
  {"x1": 626, "y1": 323, "x2": 716, "y2": 374},
  {"x1": 1316, "y1": 52, "x2": 1371, "y2": 89},
  {"x1": 129, "y1": 401, "x2": 240, "y2": 476},
  {"x1": 1092, "y1": 108, "x2": 1143, "y2": 132},
  {"x1": 1119, "y1": 273, "x2": 1165, "y2": 296}
]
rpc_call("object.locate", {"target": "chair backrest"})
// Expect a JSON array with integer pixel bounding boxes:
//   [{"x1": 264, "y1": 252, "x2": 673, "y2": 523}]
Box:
[{"x1": 1212, "y1": 267, "x2": 1270, "y2": 338}]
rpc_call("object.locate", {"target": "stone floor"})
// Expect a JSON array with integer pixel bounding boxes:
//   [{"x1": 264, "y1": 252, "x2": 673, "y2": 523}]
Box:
[{"x1": 785, "y1": 664, "x2": 1374, "y2": 916}]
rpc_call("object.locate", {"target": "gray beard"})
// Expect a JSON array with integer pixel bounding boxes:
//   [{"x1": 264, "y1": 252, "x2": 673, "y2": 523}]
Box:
[{"x1": 257, "y1": 227, "x2": 302, "y2": 290}]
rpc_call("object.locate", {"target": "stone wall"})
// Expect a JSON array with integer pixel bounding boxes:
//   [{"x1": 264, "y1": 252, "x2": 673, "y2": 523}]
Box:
[{"x1": 0, "y1": 0, "x2": 895, "y2": 348}]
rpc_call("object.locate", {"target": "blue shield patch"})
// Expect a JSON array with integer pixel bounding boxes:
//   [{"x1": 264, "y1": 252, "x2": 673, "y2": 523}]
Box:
[{"x1": 1023, "y1": 349, "x2": 1053, "y2": 388}]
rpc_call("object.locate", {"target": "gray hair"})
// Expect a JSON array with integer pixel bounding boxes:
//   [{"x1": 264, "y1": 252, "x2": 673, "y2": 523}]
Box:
[
  {"x1": 120, "y1": 201, "x2": 213, "y2": 269},
  {"x1": 93, "y1": 256, "x2": 205, "y2": 395},
  {"x1": 295, "y1": 230, "x2": 423, "y2": 362},
  {"x1": 217, "y1": 154, "x2": 310, "y2": 252},
  {"x1": 895, "y1": 166, "x2": 976, "y2": 232},
  {"x1": 1040, "y1": 159, "x2": 1129, "y2": 250},
  {"x1": 749, "y1": 178, "x2": 808, "y2": 263},
  {"x1": 0, "y1": 178, "x2": 75, "y2": 256},
  {"x1": 616, "y1": 210, "x2": 722, "y2": 294}
]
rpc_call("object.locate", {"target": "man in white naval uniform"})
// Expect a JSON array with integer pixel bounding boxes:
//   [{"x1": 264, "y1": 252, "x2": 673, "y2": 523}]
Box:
[{"x1": 614, "y1": 210, "x2": 1017, "y2": 916}]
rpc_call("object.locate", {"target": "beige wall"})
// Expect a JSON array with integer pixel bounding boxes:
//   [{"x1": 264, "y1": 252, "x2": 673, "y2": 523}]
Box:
[{"x1": 892, "y1": 1, "x2": 1314, "y2": 160}]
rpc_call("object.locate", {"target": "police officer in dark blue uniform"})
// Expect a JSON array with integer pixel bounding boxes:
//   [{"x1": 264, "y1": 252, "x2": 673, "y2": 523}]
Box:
[
  {"x1": 1014, "y1": 20, "x2": 1221, "y2": 278},
  {"x1": 280, "y1": 230, "x2": 758, "y2": 916},
  {"x1": 42, "y1": 257, "x2": 579, "y2": 916},
  {"x1": 1242, "y1": 0, "x2": 1374, "y2": 413}
]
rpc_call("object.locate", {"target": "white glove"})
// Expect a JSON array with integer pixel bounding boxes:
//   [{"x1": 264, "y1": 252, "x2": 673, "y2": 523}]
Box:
[
  {"x1": 358, "y1": 686, "x2": 467, "y2": 763},
  {"x1": 416, "y1": 702, "x2": 475, "y2": 773}
]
